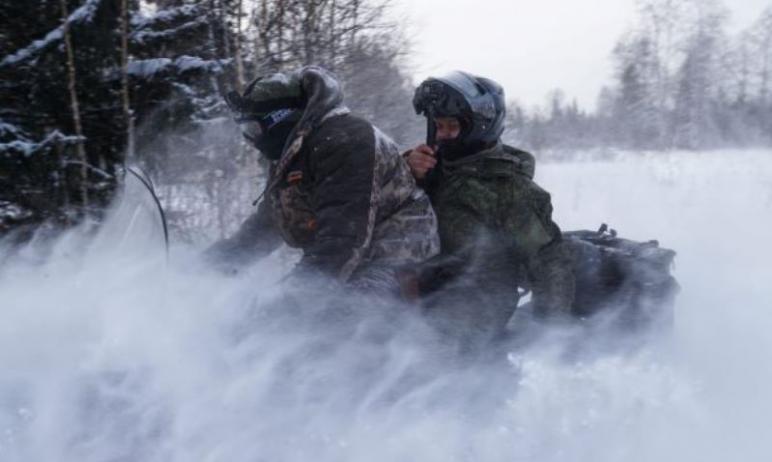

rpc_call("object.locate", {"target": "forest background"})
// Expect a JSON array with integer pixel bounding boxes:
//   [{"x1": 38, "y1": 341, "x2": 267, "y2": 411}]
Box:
[{"x1": 1, "y1": 0, "x2": 770, "y2": 240}]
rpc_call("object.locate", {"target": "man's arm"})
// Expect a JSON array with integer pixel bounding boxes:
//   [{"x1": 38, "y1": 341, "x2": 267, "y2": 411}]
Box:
[
  {"x1": 204, "y1": 198, "x2": 284, "y2": 268},
  {"x1": 500, "y1": 178, "x2": 575, "y2": 316},
  {"x1": 526, "y1": 238, "x2": 576, "y2": 318},
  {"x1": 294, "y1": 123, "x2": 379, "y2": 281}
]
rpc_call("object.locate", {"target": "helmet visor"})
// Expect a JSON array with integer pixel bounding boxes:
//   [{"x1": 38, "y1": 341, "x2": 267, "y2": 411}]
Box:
[
  {"x1": 436, "y1": 71, "x2": 482, "y2": 100},
  {"x1": 414, "y1": 71, "x2": 482, "y2": 118}
]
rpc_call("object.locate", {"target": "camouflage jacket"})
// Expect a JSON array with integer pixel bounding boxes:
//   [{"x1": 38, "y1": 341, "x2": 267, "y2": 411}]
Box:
[
  {"x1": 423, "y1": 143, "x2": 575, "y2": 316},
  {"x1": 213, "y1": 111, "x2": 440, "y2": 288}
]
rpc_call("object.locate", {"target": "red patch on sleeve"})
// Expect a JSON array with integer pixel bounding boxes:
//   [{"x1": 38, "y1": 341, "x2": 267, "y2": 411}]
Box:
[{"x1": 287, "y1": 171, "x2": 303, "y2": 184}]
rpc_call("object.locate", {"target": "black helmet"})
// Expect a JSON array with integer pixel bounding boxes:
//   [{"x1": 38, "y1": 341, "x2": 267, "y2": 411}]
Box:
[
  {"x1": 413, "y1": 71, "x2": 506, "y2": 154},
  {"x1": 224, "y1": 71, "x2": 305, "y2": 160}
]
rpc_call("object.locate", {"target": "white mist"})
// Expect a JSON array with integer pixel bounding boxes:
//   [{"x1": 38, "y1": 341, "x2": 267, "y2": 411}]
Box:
[{"x1": 1, "y1": 150, "x2": 771, "y2": 461}]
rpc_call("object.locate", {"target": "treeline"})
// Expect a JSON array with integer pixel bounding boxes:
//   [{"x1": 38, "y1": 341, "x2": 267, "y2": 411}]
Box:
[
  {"x1": 2, "y1": 0, "x2": 771, "y2": 235},
  {"x1": 504, "y1": 0, "x2": 772, "y2": 153},
  {"x1": 0, "y1": 0, "x2": 420, "y2": 234}
]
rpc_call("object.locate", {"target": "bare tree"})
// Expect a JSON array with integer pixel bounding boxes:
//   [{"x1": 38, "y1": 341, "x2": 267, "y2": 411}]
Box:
[
  {"x1": 749, "y1": 7, "x2": 772, "y2": 105},
  {"x1": 233, "y1": 0, "x2": 246, "y2": 90},
  {"x1": 635, "y1": 0, "x2": 683, "y2": 144},
  {"x1": 121, "y1": 0, "x2": 135, "y2": 160},
  {"x1": 59, "y1": 0, "x2": 89, "y2": 211},
  {"x1": 250, "y1": 0, "x2": 389, "y2": 73}
]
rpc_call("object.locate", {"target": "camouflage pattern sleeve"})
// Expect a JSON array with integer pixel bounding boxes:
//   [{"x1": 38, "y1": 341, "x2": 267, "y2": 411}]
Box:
[
  {"x1": 295, "y1": 122, "x2": 377, "y2": 280},
  {"x1": 204, "y1": 198, "x2": 284, "y2": 267},
  {"x1": 499, "y1": 178, "x2": 575, "y2": 316},
  {"x1": 527, "y1": 238, "x2": 576, "y2": 317}
]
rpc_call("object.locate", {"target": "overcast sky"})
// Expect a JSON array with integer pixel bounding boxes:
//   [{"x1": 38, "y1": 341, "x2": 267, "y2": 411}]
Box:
[{"x1": 392, "y1": 0, "x2": 772, "y2": 111}]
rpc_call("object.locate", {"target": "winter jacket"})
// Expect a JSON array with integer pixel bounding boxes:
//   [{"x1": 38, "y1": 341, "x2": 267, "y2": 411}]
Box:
[
  {"x1": 210, "y1": 68, "x2": 439, "y2": 291},
  {"x1": 420, "y1": 142, "x2": 575, "y2": 323}
]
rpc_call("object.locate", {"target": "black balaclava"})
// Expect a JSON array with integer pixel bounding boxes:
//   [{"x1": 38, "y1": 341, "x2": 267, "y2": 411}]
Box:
[
  {"x1": 227, "y1": 71, "x2": 305, "y2": 161},
  {"x1": 435, "y1": 117, "x2": 488, "y2": 161},
  {"x1": 241, "y1": 108, "x2": 302, "y2": 160}
]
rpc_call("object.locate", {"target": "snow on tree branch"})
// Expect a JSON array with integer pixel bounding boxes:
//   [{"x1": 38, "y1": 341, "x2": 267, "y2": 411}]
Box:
[
  {"x1": 0, "y1": 0, "x2": 104, "y2": 67},
  {"x1": 127, "y1": 56, "x2": 226, "y2": 79},
  {"x1": 0, "y1": 130, "x2": 84, "y2": 158}
]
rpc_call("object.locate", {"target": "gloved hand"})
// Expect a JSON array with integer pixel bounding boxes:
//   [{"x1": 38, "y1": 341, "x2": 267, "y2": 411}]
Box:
[{"x1": 201, "y1": 238, "x2": 254, "y2": 275}]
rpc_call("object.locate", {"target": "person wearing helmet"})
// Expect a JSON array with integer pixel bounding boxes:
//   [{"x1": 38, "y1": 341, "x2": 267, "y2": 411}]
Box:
[
  {"x1": 206, "y1": 66, "x2": 440, "y2": 294},
  {"x1": 405, "y1": 71, "x2": 575, "y2": 336}
]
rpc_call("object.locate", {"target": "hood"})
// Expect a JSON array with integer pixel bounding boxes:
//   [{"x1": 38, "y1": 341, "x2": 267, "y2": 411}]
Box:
[{"x1": 268, "y1": 66, "x2": 349, "y2": 190}]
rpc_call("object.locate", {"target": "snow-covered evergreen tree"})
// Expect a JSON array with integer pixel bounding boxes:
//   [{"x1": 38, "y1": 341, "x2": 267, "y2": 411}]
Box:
[
  {"x1": 1, "y1": 0, "x2": 123, "y2": 229},
  {"x1": 0, "y1": 0, "x2": 238, "y2": 232}
]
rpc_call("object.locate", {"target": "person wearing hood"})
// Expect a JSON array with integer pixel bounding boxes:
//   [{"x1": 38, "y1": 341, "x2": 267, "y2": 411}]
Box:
[
  {"x1": 207, "y1": 66, "x2": 440, "y2": 294},
  {"x1": 404, "y1": 71, "x2": 575, "y2": 339}
]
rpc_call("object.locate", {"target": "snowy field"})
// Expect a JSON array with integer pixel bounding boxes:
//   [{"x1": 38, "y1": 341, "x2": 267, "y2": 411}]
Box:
[{"x1": 1, "y1": 150, "x2": 771, "y2": 461}]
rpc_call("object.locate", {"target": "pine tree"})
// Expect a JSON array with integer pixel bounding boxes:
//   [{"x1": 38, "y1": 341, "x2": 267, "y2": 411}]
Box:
[
  {"x1": 0, "y1": 0, "x2": 231, "y2": 231},
  {"x1": 1, "y1": 0, "x2": 123, "y2": 228}
]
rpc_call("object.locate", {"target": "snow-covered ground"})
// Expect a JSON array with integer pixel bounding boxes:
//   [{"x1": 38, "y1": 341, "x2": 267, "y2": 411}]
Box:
[{"x1": 1, "y1": 150, "x2": 771, "y2": 461}]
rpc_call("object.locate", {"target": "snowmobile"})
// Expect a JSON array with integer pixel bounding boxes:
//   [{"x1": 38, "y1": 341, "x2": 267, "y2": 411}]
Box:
[
  {"x1": 562, "y1": 224, "x2": 678, "y2": 330},
  {"x1": 409, "y1": 223, "x2": 679, "y2": 336},
  {"x1": 121, "y1": 161, "x2": 679, "y2": 336}
]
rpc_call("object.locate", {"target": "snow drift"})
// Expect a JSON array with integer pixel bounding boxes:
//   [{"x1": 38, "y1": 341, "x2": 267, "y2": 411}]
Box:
[{"x1": 1, "y1": 150, "x2": 771, "y2": 461}]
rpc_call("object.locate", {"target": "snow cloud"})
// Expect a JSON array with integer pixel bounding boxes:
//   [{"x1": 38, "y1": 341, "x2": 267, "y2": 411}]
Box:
[{"x1": 1, "y1": 151, "x2": 772, "y2": 461}]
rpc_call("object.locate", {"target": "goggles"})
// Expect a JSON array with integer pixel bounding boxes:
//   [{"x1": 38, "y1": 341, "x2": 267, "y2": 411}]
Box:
[{"x1": 236, "y1": 108, "x2": 298, "y2": 143}]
